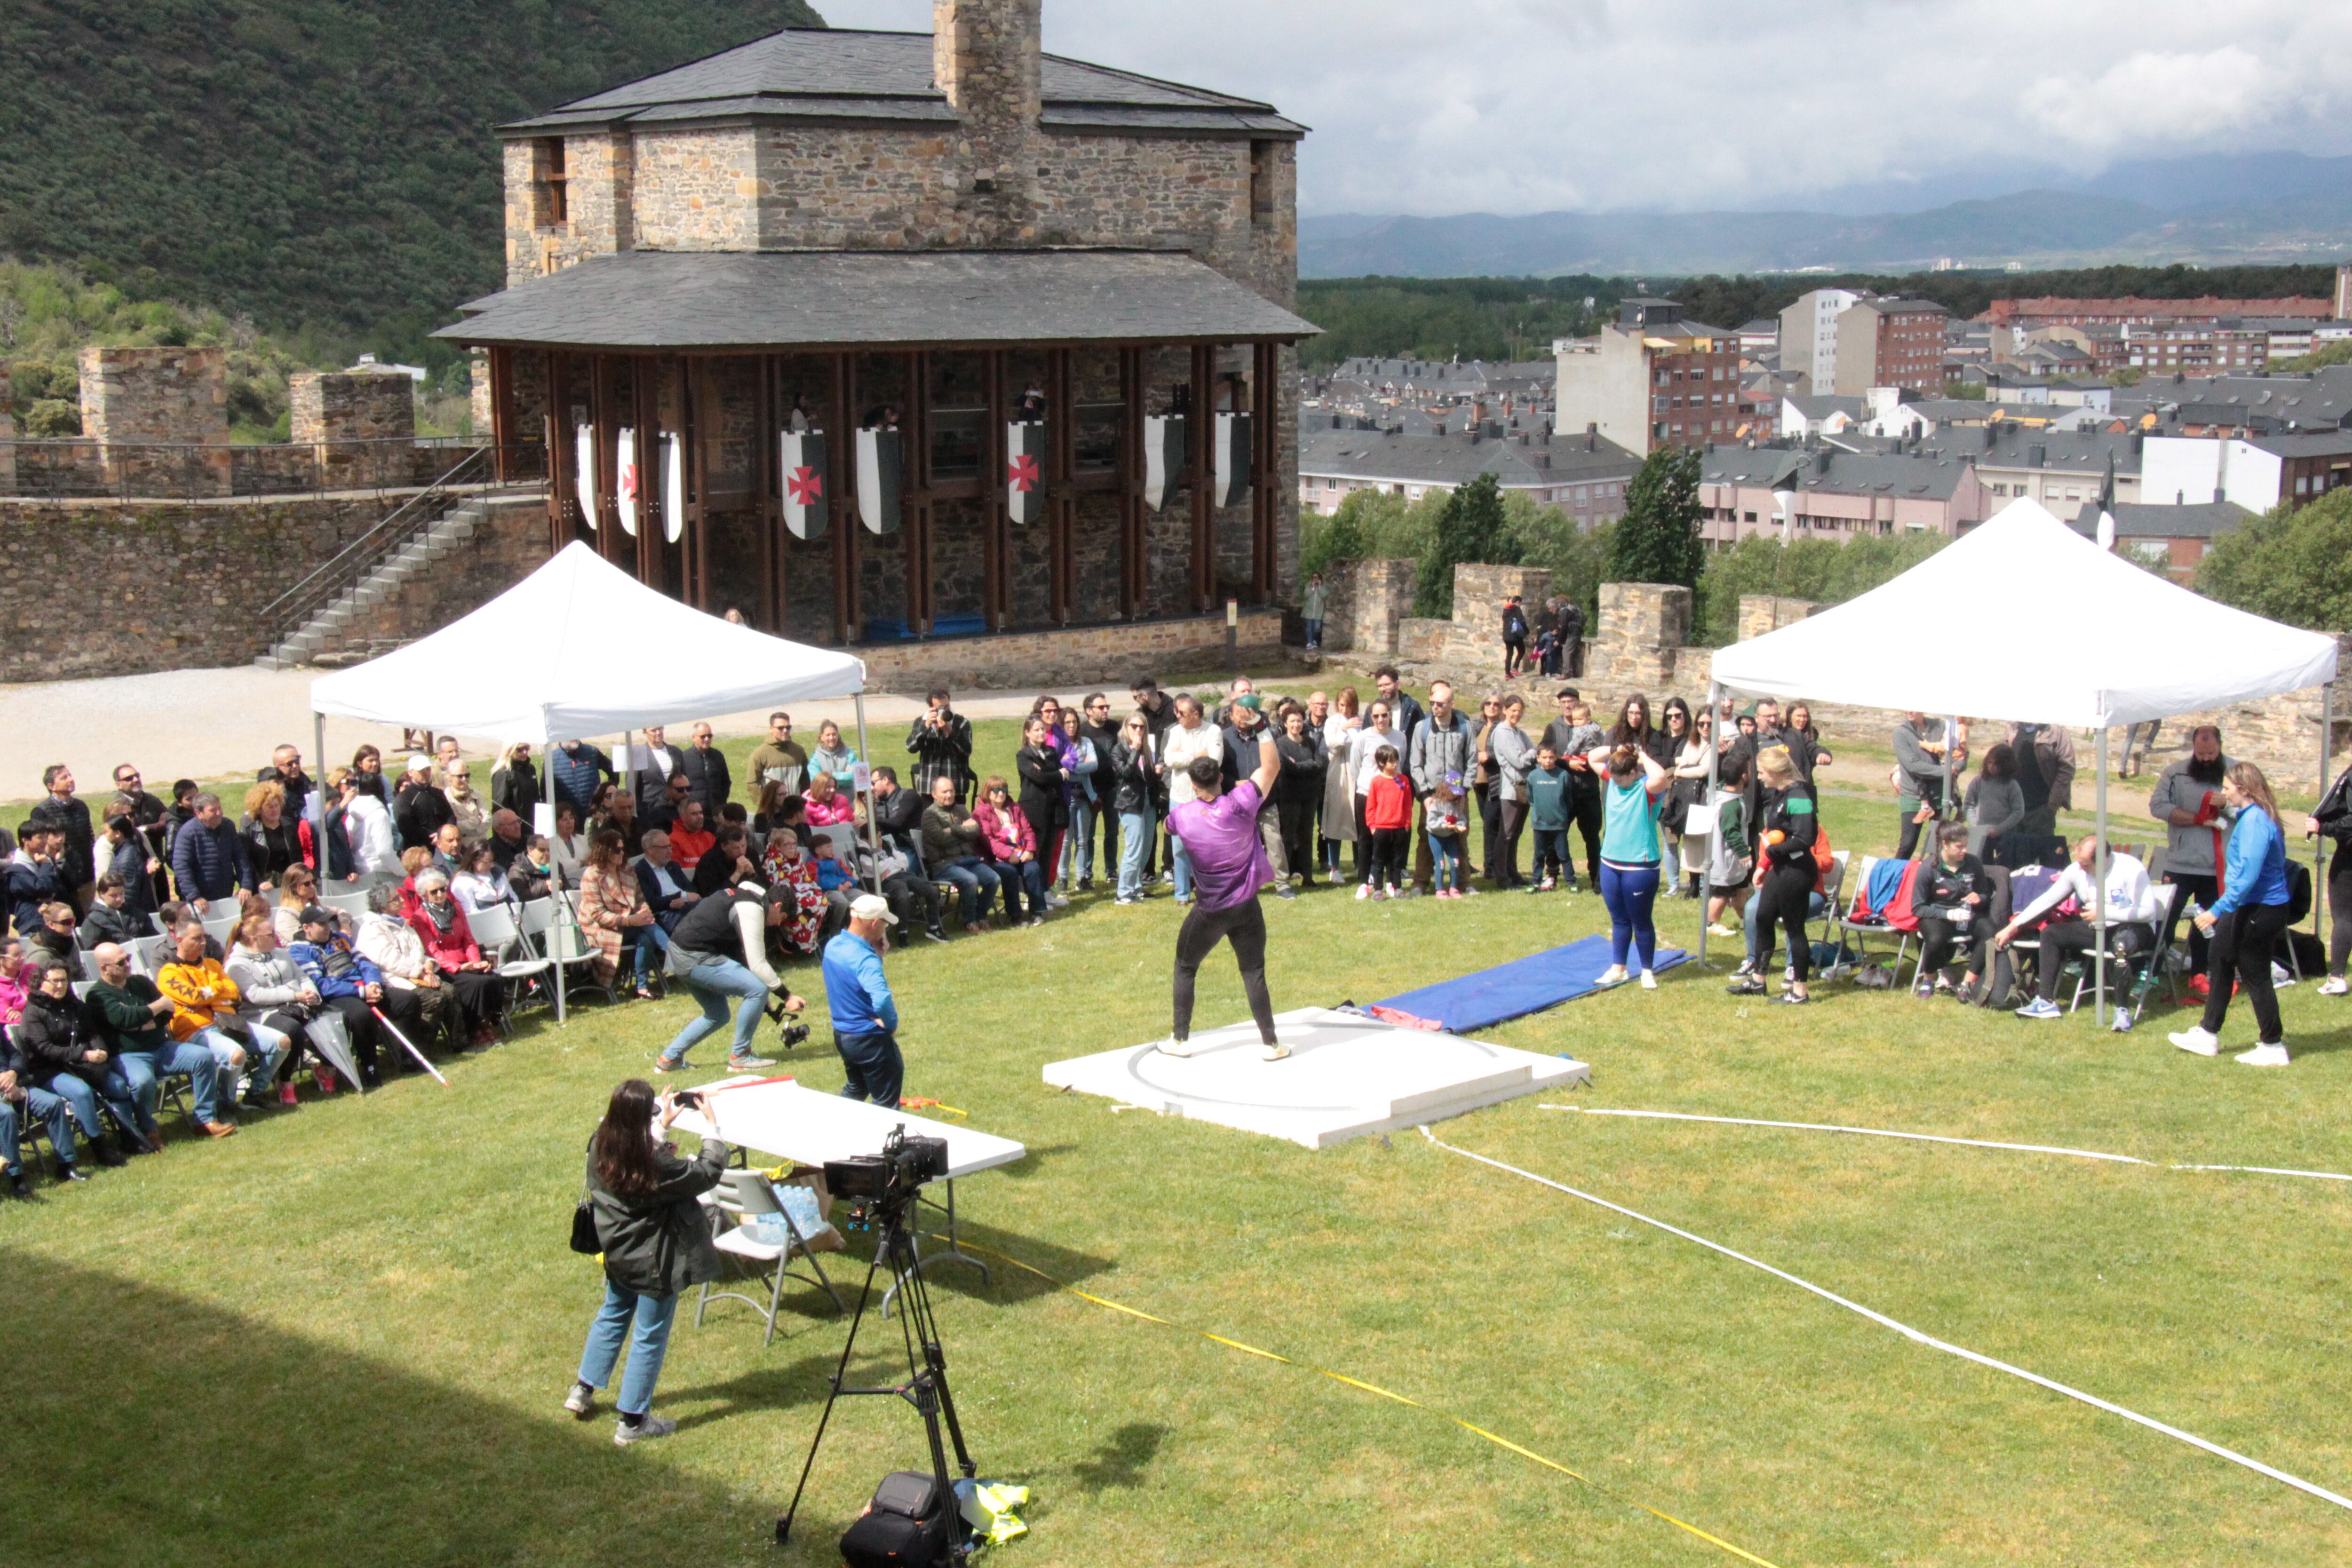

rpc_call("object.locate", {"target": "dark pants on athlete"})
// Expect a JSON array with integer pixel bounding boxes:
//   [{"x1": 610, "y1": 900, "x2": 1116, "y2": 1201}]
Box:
[
  {"x1": 1755, "y1": 863, "x2": 1817, "y2": 982},
  {"x1": 2158, "y1": 872, "x2": 2221, "y2": 976},
  {"x1": 1599, "y1": 860, "x2": 1660, "y2": 971},
  {"x1": 1917, "y1": 913, "x2": 1994, "y2": 985},
  {"x1": 835, "y1": 1027, "x2": 904, "y2": 1108},
  {"x1": 2032, "y1": 919, "x2": 2153, "y2": 1003},
  {"x1": 2203, "y1": 902, "x2": 2291, "y2": 1044},
  {"x1": 2330, "y1": 846, "x2": 2352, "y2": 978},
  {"x1": 1172, "y1": 897, "x2": 1277, "y2": 1045}
]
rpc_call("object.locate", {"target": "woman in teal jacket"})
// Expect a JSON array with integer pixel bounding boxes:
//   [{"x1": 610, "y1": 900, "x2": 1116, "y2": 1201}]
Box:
[{"x1": 2170, "y1": 763, "x2": 2293, "y2": 1066}]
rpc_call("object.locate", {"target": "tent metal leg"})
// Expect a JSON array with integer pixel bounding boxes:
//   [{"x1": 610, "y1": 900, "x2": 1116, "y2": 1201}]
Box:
[
  {"x1": 1698, "y1": 680, "x2": 1721, "y2": 967},
  {"x1": 310, "y1": 710, "x2": 327, "y2": 844},
  {"x1": 2320, "y1": 681, "x2": 2336, "y2": 959},
  {"x1": 853, "y1": 692, "x2": 882, "y2": 895},
  {"x1": 2095, "y1": 726, "x2": 2109, "y2": 1026},
  {"x1": 543, "y1": 749, "x2": 564, "y2": 1025}
]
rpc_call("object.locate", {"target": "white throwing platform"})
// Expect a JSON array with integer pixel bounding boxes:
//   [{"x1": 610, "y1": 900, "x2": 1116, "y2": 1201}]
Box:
[{"x1": 1043, "y1": 1006, "x2": 1590, "y2": 1150}]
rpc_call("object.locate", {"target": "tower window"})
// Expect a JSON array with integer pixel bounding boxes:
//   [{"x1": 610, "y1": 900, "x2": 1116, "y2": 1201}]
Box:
[
  {"x1": 533, "y1": 137, "x2": 568, "y2": 227},
  {"x1": 1249, "y1": 140, "x2": 1275, "y2": 225}
]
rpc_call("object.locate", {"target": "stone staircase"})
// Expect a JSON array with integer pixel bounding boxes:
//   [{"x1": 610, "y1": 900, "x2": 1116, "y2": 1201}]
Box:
[{"x1": 254, "y1": 493, "x2": 499, "y2": 669}]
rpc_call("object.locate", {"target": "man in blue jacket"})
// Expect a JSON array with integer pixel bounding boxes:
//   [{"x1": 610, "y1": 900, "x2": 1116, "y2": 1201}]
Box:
[
  {"x1": 550, "y1": 740, "x2": 616, "y2": 816},
  {"x1": 289, "y1": 906, "x2": 390, "y2": 1088},
  {"x1": 169, "y1": 793, "x2": 254, "y2": 912},
  {"x1": 821, "y1": 894, "x2": 902, "y2": 1107}
]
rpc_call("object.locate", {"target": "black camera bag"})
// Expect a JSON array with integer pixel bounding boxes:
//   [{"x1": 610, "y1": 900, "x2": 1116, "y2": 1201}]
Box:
[{"x1": 839, "y1": 1470, "x2": 955, "y2": 1568}]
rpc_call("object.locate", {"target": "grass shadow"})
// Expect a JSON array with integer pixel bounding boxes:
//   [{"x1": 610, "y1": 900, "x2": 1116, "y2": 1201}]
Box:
[
  {"x1": 0, "y1": 1251, "x2": 784, "y2": 1567},
  {"x1": 1070, "y1": 1421, "x2": 1170, "y2": 1491}
]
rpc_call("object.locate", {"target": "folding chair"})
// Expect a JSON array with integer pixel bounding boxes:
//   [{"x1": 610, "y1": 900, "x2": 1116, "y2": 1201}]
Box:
[
  {"x1": 320, "y1": 889, "x2": 373, "y2": 921},
  {"x1": 696, "y1": 1169, "x2": 845, "y2": 1343},
  {"x1": 469, "y1": 901, "x2": 554, "y2": 1030},
  {"x1": 128, "y1": 935, "x2": 170, "y2": 979},
  {"x1": 523, "y1": 894, "x2": 608, "y2": 1007},
  {"x1": 1823, "y1": 852, "x2": 1914, "y2": 978},
  {"x1": 199, "y1": 908, "x2": 239, "y2": 946}
]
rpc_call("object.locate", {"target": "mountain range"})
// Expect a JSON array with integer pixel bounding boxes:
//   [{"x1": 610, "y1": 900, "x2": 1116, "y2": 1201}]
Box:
[{"x1": 1301, "y1": 152, "x2": 2352, "y2": 279}]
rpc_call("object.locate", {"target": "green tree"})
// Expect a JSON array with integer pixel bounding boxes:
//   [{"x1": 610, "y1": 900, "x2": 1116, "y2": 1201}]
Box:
[
  {"x1": 1693, "y1": 529, "x2": 1949, "y2": 646},
  {"x1": 2195, "y1": 492, "x2": 2352, "y2": 631},
  {"x1": 1501, "y1": 492, "x2": 1613, "y2": 622},
  {"x1": 1609, "y1": 446, "x2": 1706, "y2": 589},
  {"x1": 1413, "y1": 472, "x2": 1516, "y2": 617}
]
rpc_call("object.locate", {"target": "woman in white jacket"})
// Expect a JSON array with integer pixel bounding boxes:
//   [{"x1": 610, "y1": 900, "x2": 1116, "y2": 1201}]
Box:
[
  {"x1": 1995, "y1": 836, "x2": 2167, "y2": 1021},
  {"x1": 226, "y1": 915, "x2": 326, "y2": 1102},
  {"x1": 1348, "y1": 700, "x2": 1406, "y2": 895}
]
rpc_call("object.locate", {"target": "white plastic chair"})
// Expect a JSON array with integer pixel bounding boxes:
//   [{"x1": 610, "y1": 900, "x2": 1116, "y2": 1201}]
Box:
[
  {"x1": 521, "y1": 895, "x2": 601, "y2": 1008},
  {"x1": 199, "y1": 908, "x2": 239, "y2": 946},
  {"x1": 469, "y1": 902, "x2": 554, "y2": 1027},
  {"x1": 696, "y1": 1170, "x2": 844, "y2": 1343},
  {"x1": 320, "y1": 889, "x2": 374, "y2": 920},
  {"x1": 128, "y1": 935, "x2": 171, "y2": 979}
]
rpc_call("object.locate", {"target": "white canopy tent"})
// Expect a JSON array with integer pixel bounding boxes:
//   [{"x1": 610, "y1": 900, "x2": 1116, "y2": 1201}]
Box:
[
  {"x1": 1701, "y1": 499, "x2": 2340, "y2": 1016},
  {"x1": 309, "y1": 541, "x2": 873, "y2": 1020}
]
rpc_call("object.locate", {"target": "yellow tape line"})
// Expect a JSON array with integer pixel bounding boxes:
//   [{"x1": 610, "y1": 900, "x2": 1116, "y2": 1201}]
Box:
[{"x1": 933, "y1": 1233, "x2": 1785, "y2": 1568}]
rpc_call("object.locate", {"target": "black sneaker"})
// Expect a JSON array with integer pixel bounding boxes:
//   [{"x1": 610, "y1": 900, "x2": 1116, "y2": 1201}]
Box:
[
  {"x1": 53, "y1": 1162, "x2": 89, "y2": 1183},
  {"x1": 924, "y1": 926, "x2": 950, "y2": 944},
  {"x1": 7, "y1": 1171, "x2": 29, "y2": 1199},
  {"x1": 92, "y1": 1140, "x2": 127, "y2": 1169},
  {"x1": 1724, "y1": 975, "x2": 1766, "y2": 996}
]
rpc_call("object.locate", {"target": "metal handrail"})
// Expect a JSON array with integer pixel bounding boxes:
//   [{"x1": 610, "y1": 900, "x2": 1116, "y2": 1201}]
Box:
[{"x1": 255, "y1": 446, "x2": 499, "y2": 641}]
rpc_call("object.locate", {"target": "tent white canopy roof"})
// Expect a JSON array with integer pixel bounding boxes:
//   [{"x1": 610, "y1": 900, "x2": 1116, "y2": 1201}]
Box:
[
  {"x1": 310, "y1": 541, "x2": 866, "y2": 743},
  {"x1": 1708, "y1": 499, "x2": 2338, "y2": 728}
]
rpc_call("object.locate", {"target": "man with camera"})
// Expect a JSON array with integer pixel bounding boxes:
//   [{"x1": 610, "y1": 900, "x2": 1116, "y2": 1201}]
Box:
[
  {"x1": 653, "y1": 880, "x2": 805, "y2": 1075},
  {"x1": 823, "y1": 893, "x2": 904, "y2": 1108}
]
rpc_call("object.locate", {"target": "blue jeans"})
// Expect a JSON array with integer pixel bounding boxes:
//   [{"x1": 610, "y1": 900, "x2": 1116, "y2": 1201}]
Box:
[
  {"x1": 578, "y1": 1278, "x2": 680, "y2": 1418},
  {"x1": 1172, "y1": 833, "x2": 1195, "y2": 901},
  {"x1": 1117, "y1": 810, "x2": 1152, "y2": 899},
  {"x1": 935, "y1": 856, "x2": 1000, "y2": 925},
  {"x1": 188, "y1": 1023, "x2": 287, "y2": 1102},
  {"x1": 1429, "y1": 829, "x2": 1462, "y2": 892},
  {"x1": 1599, "y1": 860, "x2": 1661, "y2": 971},
  {"x1": 1, "y1": 1086, "x2": 75, "y2": 1172},
  {"x1": 999, "y1": 857, "x2": 1047, "y2": 920},
  {"x1": 1303, "y1": 616, "x2": 1323, "y2": 649},
  {"x1": 117, "y1": 1043, "x2": 226, "y2": 1129},
  {"x1": 660, "y1": 955, "x2": 770, "y2": 1065},
  {"x1": 1532, "y1": 828, "x2": 1568, "y2": 881},
  {"x1": 1743, "y1": 890, "x2": 1828, "y2": 963},
  {"x1": 44, "y1": 1071, "x2": 143, "y2": 1146},
  {"x1": 1065, "y1": 799, "x2": 1097, "y2": 885},
  {"x1": 836, "y1": 1028, "x2": 904, "y2": 1108}
]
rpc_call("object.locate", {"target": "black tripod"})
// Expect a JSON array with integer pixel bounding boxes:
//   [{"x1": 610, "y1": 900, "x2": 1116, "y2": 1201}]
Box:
[{"x1": 778, "y1": 1202, "x2": 976, "y2": 1552}]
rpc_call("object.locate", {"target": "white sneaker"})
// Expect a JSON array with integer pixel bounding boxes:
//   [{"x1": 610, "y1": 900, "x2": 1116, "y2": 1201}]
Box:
[
  {"x1": 2169, "y1": 1027, "x2": 2220, "y2": 1057},
  {"x1": 1046, "y1": 893, "x2": 1070, "y2": 909},
  {"x1": 1638, "y1": 970, "x2": 1656, "y2": 990},
  {"x1": 613, "y1": 1414, "x2": 676, "y2": 1446},
  {"x1": 2320, "y1": 977, "x2": 2348, "y2": 996},
  {"x1": 564, "y1": 1383, "x2": 596, "y2": 1419},
  {"x1": 1261, "y1": 1040, "x2": 1291, "y2": 1061},
  {"x1": 2235, "y1": 1042, "x2": 2291, "y2": 1067},
  {"x1": 1156, "y1": 1037, "x2": 1193, "y2": 1058},
  {"x1": 1355, "y1": 884, "x2": 1371, "y2": 900},
  {"x1": 1593, "y1": 965, "x2": 1629, "y2": 988}
]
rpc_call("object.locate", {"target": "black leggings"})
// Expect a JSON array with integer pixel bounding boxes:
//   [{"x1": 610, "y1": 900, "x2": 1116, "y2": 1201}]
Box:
[
  {"x1": 2202, "y1": 902, "x2": 2292, "y2": 1044},
  {"x1": 1369, "y1": 827, "x2": 1410, "y2": 890},
  {"x1": 1754, "y1": 864, "x2": 1817, "y2": 981},
  {"x1": 1172, "y1": 897, "x2": 1277, "y2": 1045},
  {"x1": 2329, "y1": 846, "x2": 2351, "y2": 978},
  {"x1": 1917, "y1": 914, "x2": 1993, "y2": 983},
  {"x1": 2158, "y1": 871, "x2": 2220, "y2": 975}
]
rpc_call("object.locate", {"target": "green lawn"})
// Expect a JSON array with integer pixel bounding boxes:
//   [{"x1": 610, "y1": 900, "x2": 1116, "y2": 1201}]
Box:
[{"x1": 10, "y1": 697, "x2": 2352, "y2": 1567}]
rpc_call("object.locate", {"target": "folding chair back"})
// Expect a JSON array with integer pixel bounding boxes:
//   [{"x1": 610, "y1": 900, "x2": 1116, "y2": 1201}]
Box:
[
  {"x1": 199, "y1": 908, "x2": 239, "y2": 945},
  {"x1": 694, "y1": 1170, "x2": 845, "y2": 1342},
  {"x1": 320, "y1": 889, "x2": 373, "y2": 920},
  {"x1": 129, "y1": 935, "x2": 170, "y2": 978}
]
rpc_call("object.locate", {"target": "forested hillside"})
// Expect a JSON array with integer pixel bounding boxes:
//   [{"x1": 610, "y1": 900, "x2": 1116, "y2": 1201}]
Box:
[{"x1": 0, "y1": 0, "x2": 823, "y2": 357}]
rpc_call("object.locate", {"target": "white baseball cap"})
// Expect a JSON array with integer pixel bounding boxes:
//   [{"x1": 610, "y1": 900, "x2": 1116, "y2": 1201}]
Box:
[{"x1": 849, "y1": 892, "x2": 898, "y2": 925}]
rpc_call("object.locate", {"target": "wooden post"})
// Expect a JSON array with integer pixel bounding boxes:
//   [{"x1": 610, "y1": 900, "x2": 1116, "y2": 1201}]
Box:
[
  {"x1": 1118, "y1": 344, "x2": 1144, "y2": 620},
  {"x1": 1252, "y1": 339, "x2": 1278, "y2": 604},
  {"x1": 487, "y1": 346, "x2": 513, "y2": 485},
  {"x1": 1048, "y1": 347, "x2": 1076, "y2": 623},
  {"x1": 905, "y1": 349, "x2": 935, "y2": 635},
  {"x1": 983, "y1": 349, "x2": 1010, "y2": 631},
  {"x1": 591, "y1": 354, "x2": 618, "y2": 563},
  {"x1": 832, "y1": 353, "x2": 860, "y2": 646},
  {"x1": 635, "y1": 355, "x2": 659, "y2": 586},
  {"x1": 756, "y1": 355, "x2": 779, "y2": 632},
  {"x1": 688, "y1": 358, "x2": 713, "y2": 611},
  {"x1": 544, "y1": 350, "x2": 569, "y2": 555},
  {"x1": 1189, "y1": 343, "x2": 1215, "y2": 613}
]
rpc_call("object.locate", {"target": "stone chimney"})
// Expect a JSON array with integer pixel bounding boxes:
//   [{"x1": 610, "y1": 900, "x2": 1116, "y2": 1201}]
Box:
[{"x1": 934, "y1": 0, "x2": 1040, "y2": 190}]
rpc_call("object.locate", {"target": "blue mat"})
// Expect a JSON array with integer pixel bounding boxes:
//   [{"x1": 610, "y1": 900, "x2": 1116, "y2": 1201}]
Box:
[{"x1": 1371, "y1": 933, "x2": 1690, "y2": 1034}]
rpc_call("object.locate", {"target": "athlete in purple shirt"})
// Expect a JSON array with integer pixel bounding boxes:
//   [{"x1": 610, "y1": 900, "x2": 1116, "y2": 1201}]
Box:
[{"x1": 1160, "y1": 728, "x2": 1287, "y2": 1060}]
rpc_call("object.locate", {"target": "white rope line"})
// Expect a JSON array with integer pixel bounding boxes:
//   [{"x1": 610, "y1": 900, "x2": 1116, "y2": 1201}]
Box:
[
  {"x1": 1420, "y1": 1125, "x2": 2352, "y2": 1516},
  {"x1": 1538, "y1": 1105, "x2": 2352, "y2": 1184}
]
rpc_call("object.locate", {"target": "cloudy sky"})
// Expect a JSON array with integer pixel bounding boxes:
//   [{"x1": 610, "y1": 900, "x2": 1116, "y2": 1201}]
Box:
[{"x1": 823, "y1": 0, "x2": 2352, "y2": 216}]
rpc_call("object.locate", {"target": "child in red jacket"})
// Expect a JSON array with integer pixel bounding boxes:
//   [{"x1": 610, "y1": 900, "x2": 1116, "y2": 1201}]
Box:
[{"x1": 1363, "y1": 746, "x2": 1412, "y2": 900}]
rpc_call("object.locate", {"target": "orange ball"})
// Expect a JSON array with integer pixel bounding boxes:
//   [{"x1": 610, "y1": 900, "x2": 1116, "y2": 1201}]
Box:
[{"x1": 1764, "y1": 829, "x2": 1787, "y2": 846}]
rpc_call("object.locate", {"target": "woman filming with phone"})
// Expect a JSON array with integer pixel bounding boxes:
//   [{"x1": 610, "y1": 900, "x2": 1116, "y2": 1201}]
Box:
[{"x1": 566, "y1": 1078, "x2": 730, "y2": 1445}]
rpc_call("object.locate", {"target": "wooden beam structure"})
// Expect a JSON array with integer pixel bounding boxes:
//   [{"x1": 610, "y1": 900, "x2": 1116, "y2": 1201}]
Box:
[
  {"x1": 831, "y1": 352, "x2": 860, "y2": 645},
  {"x1": 1252, "y1": 339, "x2": 1279, "y2": 604},
  {"x1": 983, "y1": 349, "x2": 1011, "y2": 630},
  {"x1": 1047, "y1": 347, "x2": 1075, "y2": 623},
  {"x1": 543, "y1": 350, "x2": 568, "y2": 554},
  {"x1": 1188, "y1": 344, "x2": 1216, "y2": 613},
  {"x1": 1117, "y1": 345, "x2": 1145, "y2": 619},
  {"x1": 903, "y1": 349, "x2": 935, "y2": 636},
  {"x1": 755, "y1": 356, "x2": 779, "y2": 631}
]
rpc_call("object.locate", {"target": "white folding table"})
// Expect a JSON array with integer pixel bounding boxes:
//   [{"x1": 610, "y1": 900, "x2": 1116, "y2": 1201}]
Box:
[{"x1": 672, "y1": 1076, "x2": 1026, "y2": 1306}]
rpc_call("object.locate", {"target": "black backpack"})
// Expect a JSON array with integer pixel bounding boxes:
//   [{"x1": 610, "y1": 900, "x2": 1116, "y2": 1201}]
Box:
[{"x1": 840, "y1": 1471, "x2": 958, "y2": 1568}]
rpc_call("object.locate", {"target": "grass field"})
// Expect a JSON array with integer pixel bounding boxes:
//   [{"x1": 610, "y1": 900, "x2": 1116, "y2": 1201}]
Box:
[{"x1": 9, "y1": 701, "x2": 2351, "y2": 1568}]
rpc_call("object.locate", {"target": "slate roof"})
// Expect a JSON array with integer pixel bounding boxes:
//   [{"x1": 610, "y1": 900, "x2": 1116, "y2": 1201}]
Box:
[
  {"x1": 436, "y1": 249, "x2": 1319, "y2": 350},
  {"x1": 500, "y1": 27, "x2": 1303, "y2": 138},
  {"x1": 2110, "y1": 367, "x2": 2352, "y2": 431},
  {"x1": 1914, "y1": 424, "x2": 2141, "y2": 474},
  {"x1": 1299, "y1": 425, "x2": 1639, "y2": 490},
  {"x1": 1703, "y1": 445, "x2": 1973, "y2": 501},
  {"x1": 1784, "y1": 395, "x2": 1865, "y2": 420},
  {"x1": 2067, "y1": 500, "x2": 2249, "y2": 540}
]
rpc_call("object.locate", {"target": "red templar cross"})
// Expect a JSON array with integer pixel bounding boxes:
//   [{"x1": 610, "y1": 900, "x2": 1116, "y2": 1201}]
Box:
[
  {"x1": 1007, "y1": 453, "x2": 1041, "y2": 493},
  {"x1": 788, "y1": 466, "x2": 824, "y2": 505},
  {"x1": 619, "y1": 464, "x2": 638, "y2": 503}
]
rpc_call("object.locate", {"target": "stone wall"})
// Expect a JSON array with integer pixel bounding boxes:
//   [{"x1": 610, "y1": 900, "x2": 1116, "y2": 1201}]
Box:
[
  {"x1": 1737, "y1": 594, "x2": 1818, "y2": 643},
  {"x1": 856, "y1": 607, "x2": 1286, "y2": 692},
  {"x1": 0, "y1": 365, "x2": 13, "y2": 495},
  {"x1": 1318, "y1": 556, "x2": 1414, "y2": 655},
  {"x1": 1581, "y1": 583, "x2": 1700, "y2": 697},
  {"x1": 291, "y1": 370, "x2": 418, "y2": 488},
  {"x1": 78, "y1": 346, "x2": 230, "y2": 497}
]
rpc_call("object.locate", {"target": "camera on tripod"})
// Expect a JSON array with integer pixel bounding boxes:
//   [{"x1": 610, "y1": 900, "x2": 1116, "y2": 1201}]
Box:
[
  {"x1": 823, "y1": 1124, "x2": 949, "y2": 1230},
  {"x1": 761, "y1": 993, "x2": 811, "y2": 1051}
]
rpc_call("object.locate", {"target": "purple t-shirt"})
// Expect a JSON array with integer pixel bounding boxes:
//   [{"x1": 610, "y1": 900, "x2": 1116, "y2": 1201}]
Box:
[{"x1": 1168, "y1": 779, "x2": 1273, "y2": 912}]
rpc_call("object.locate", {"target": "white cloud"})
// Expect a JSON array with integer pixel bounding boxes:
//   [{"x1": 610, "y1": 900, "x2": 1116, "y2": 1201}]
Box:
[{"x1": 825, "y1": 0, "x2": 2352, "y2": 214}]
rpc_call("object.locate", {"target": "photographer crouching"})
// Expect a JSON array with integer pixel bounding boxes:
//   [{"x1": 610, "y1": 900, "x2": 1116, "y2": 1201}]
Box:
[
  {"x1": 567, "y1": 1079, "x2": 729, "y2": 1444},
  {"x1": 654, "y1": 880, "x2": 807, "y2": 1076}
]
